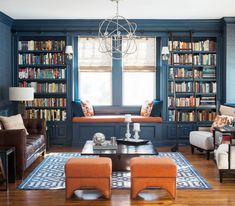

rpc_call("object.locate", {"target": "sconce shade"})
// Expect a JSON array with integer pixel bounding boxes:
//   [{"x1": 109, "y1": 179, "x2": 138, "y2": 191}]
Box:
[
  {"x1": 9, "y1": 87, "x2": 34, "y2": 101},
  {"x1": 65, "y1": 45, "x2": 73, "y2": 54},
  {"x1": 161, "y1": 46, "x2": 170, "y2": 55}
]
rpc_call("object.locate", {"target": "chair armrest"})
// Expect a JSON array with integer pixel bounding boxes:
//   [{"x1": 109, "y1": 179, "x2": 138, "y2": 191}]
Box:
[{"x1": 0, "y1": 129, "x2": 27, "y2": 171}]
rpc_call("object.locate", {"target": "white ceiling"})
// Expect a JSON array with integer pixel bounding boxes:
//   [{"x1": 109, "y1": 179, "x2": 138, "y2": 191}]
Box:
[{"x1": 0, "y1": 0, "x2": 235, "y2": 20}]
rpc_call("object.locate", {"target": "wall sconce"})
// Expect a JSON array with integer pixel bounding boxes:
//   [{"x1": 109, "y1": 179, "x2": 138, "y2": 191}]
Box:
[
  {"x1": 65, "y1": 45, "x2": 73, "y2": 60},
  {"x1": 161, "y1": 46, "x2": 170, "y2": 61}
]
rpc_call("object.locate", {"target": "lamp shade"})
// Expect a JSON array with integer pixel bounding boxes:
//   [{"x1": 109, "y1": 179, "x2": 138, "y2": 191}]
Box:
[
  {"x1": 9, "y1": 87, "x2": 34, "y2": 101},
  {"x1": 65, "y1": 45, "x2": 73, "y2": 54}
]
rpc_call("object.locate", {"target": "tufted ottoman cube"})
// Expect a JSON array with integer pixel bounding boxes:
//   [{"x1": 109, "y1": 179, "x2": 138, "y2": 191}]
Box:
[
  {"x1": 189, "y1": 131, "x2": 214, "y2": 160},
  {"x1": 130, "y1": 157, "x2": 177, "y2": 199},
  {"x1": 65, "y1": 157, "x2": 112, "y2": 199}
]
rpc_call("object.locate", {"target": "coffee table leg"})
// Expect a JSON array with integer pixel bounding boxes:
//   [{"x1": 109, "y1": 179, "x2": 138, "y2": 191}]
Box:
[{"x1": 100, "y1": 155, "x2": 135, "y2": 171}]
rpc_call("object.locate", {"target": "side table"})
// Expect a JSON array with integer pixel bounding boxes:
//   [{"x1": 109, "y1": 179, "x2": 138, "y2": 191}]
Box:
[{"x1": 0, "y1": 147, "x2": 16, "y2": 191}]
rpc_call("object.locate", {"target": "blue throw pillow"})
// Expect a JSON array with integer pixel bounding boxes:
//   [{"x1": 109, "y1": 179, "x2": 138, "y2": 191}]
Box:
[
  {"x1": 72, "y1": 101, "x2": 84, "y2": 117},
  {"x1": 150, "y1": 100, "x2": 162, "y2": 117}
]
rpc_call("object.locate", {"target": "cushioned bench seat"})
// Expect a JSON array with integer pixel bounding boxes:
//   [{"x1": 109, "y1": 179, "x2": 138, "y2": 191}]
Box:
[{"x1": 72, "y1": 115, "x2": 162, "y2": 123}]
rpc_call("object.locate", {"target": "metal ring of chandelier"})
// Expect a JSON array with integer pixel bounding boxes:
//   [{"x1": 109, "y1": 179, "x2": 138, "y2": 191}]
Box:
[{"x1": 98, "y1": 0, "x2": 137, "y2": 59}]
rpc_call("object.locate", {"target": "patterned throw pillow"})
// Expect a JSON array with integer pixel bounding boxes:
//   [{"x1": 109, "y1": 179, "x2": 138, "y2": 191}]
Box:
[
  {"x1": 81, "y1": 100, "x2": 94, "y2": 117},
  {"x1": 210, "y1": 115, "x2": 234, "y2": 132},
  {"x1": 140, "y1": 100, "x2": 153, "y2": 117}
]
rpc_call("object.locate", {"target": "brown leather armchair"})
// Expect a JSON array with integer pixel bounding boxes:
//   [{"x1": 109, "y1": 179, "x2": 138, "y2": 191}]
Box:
[{"x1": 0, "y1": 118, "x2": 47, "y2": 179}]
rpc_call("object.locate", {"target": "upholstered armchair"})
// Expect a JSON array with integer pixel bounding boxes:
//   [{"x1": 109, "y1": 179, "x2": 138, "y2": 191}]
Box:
[
  {"x1": 0, "y1": 118, "x2": 47, "y2": 179},
  {"x1": 190, "y1": 105, "x2": 235, "y2": 160},
  {"x1": 214, "y1": 140, "x2": 235, "y2": 182}
]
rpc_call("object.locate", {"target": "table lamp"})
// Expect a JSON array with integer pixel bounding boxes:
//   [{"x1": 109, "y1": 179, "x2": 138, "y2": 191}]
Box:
[{"x1": 9, "y1": 87, "x2": 34, "y2": 117}]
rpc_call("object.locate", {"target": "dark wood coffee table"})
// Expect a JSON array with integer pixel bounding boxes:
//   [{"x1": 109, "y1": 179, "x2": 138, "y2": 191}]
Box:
[{"x1": 81, "y1": 140, "x2": 158, "y2": 171}]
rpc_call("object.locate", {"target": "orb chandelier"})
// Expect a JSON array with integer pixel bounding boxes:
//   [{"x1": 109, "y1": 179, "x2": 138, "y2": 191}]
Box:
[{"x1": 98, "y1": 0, "x2": 137, "y2": 59}]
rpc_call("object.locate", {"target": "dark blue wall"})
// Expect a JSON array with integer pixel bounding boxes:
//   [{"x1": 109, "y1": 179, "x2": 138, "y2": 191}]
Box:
[
  {"x1": 0, "y1": 12, "x2": 12, "y2": 109},
  {"x1": 0, "y1": 12, "x2": 13, "y2": 112}
]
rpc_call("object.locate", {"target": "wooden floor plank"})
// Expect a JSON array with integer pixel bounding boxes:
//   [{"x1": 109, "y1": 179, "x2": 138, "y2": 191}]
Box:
[{"x1": 1, "y1": 146, "x2": 235, "y2": 206}]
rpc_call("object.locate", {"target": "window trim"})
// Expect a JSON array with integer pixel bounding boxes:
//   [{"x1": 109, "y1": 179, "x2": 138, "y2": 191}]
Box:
[{"x1": 74, "y1": 36, "x2": 161, "y2": 114}]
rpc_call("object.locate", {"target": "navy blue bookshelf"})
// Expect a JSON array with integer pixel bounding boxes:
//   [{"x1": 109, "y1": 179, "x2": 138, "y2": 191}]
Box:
[
  {"x1": 16, "y1": 36, "x2": 68, "y2": 147},
  {"x1": 167, "y1": 32, "x2": 219, "y2": 147}
]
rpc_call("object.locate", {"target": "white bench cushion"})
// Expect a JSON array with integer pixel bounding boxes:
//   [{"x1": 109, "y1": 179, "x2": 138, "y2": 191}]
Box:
[{"x1": 189, "y1": 131, "x2": 214, "y2": 150}]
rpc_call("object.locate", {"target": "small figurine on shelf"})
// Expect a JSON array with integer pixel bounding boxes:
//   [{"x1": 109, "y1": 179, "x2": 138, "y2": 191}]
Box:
[
  {"x1": 133, "y1": 123, "x2": 141, "y2": 141},
  {"x1": 124, "y1": 114, "x2": 132, "y2": 140}
]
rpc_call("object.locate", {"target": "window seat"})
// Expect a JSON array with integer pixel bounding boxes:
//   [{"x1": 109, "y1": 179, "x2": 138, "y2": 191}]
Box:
[
  {"x1": 72, "y1": 115, "x2": 163, "y2": 147},
  {"x1": 72, "y1": 115, "x2": 162, "y2": 123}
]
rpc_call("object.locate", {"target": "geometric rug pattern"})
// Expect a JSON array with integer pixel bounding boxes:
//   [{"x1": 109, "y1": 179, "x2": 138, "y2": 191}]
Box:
[{"x1": 18, "y1": 152, "x2": 211, "y2": 190}]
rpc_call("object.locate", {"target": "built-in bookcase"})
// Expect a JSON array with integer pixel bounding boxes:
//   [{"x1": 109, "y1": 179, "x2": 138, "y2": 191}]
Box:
[
  {"x1": 167, "y1": 32, "x2": 217, "y2": 126},
  {"x1": 17, "y1": 37, "x2": 67, "y2": 121}
]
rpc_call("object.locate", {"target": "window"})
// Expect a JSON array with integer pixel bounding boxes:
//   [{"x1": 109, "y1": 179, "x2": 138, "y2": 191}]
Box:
[
  {"x1": 77, "y1": 36, "x2": 157, "y2": 107},
  {"x1": 78, "y1": 37, "x2": 112, "y2": 106},
  {"x1": 123, "y1": 38, "x2": 156, "y2": 105}
]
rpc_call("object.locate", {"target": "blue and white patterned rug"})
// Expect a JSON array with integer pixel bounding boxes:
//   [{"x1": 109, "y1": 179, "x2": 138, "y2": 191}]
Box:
[{"x1": 18, "y1": 152, "x2": 211, "y2": 190}]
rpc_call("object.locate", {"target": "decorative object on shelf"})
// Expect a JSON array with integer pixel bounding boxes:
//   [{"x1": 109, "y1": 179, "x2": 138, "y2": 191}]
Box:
[
  {"x1": 124, "y1": 114, "x2": 132, "y2": 140},
  {"x1": 93, "y1": 132, "x2": 106, "y2": 145},
  {"x1": 133, "y1": 123, "x2": 140, "y2": 140},
  {"x1": 9, "y1": 87, "x2": 34, "y2": 117},
  {"x1": 161, "y1": 46, "x2": 170, "y2": 61},
  {"x1": 98, "y1": 0, "x2": 137, "y2": 59},
  {"x1": 65, "y1": 45, "x2": 73, "y2": 60}
]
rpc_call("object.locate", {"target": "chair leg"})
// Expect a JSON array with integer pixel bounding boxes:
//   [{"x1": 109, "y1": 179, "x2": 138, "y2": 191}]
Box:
[
  {"x1": 219, "y1": 170, "x2": 223, "y2": 183},
  {"x1": 191, "y1": 145, "x2": 195, "y2": 154},
  {"x1": 206, "y1": 151, "x2": 210, "y2": 160}
]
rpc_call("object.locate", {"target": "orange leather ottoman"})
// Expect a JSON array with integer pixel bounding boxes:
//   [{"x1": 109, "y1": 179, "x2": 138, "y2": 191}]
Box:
[
  {"x1": 130, "y1": 157, "x2": 177, "y2": 199},
  {"x1": 65, "y1": 157, "x2": 112, "y2": 199}
]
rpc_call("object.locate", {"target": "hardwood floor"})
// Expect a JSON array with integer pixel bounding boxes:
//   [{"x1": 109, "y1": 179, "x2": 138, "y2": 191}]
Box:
[{"x1": 1, "y1": 146, "x2": 235, "y2": 206}]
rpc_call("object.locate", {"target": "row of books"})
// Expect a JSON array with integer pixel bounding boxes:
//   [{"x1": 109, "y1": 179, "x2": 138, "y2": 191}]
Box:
[
  {"x1": 19, "y1": 82, "x2": 66, "y2": 93},
  {"x1": 195, "y1": 82, "x2": 216, "y2": 93},
  {"x1": 168, "y1": 110, "x2": 216, "y2": 122},
  {"x1": 198, "y1": 110, "x2": 217, "y2": 121},
  {"x1": 18, "y1": 68, "x2": 66, "y2": 79},
  {"x1": 18, "y1": 53, "x2": 65, "y2": 65},
  {"x1": 25, "y1": 109, "x2": 66, "y2": 121},
  {"x1": 169, "y1": 67, "x2": 216, "y2": 79},
  {"x1": 201, "y1": 67, "x2": 216, "y2": 78},
  {"x1": 194, "y1": 68, "x2": 216, "y2": 78},
  {"x1": 169, "y1": 82, "x2": 193, "y2": 93},
  {"x1": 193, "y1": 54, "x2": 216, "y2": 65},
  {"x1": 168, "y1": 96, "x2": 199, "y2": 107},
  {"x1": 170, "y1": 54, "x2": 193, "y2": 65},
  {"x1": 25, "y1": 98, "x2": 66, "y2": 107},
  {"x1": 169, "y1": 41, "x2": 192, "y2": 51},
  {"x1": 169, "y1": 111, "x2": 195, "y2": 122},
  {"x1": 199, "y1": 96, "x2": 216, "y2": 105},
  {"x1": 192, "y1": 40, "x2": 216, "y2": 51},
  {"x1": 168, "y1": 40, "x2": 216, "y2": 51},
  {"x1": 169, "y1": 68, "x2": 193, "y2": 78},
  {"x1": 168, "y1": 96, "x2": 216, "y2": 107},
  {"x1": 18, "y1": 40, "x2": 66, "y2": 51},
  {"x1": 170, "y1": 54, "x2": 216, "y2": 65}
]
